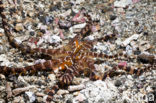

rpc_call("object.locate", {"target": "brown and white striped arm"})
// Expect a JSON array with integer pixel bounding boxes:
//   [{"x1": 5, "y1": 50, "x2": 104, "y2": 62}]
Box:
[
  {"x1": 102, "y1": 64, "x2": 155, "y2": 80},
  {"x1": 0, "y1": 59, "x2": 61, "y2": 76},
  {"x1": 80, "y1": 51, "x2": 130, "y2": 60},
  {"x1": 45, "y1": 85, "x2": 59, "y2": 102}
]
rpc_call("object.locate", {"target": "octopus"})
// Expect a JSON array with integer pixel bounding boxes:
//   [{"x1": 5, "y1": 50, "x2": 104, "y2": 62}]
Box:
[{"x1": 0, "y1": 0, "x2": 155, "y2": 102}]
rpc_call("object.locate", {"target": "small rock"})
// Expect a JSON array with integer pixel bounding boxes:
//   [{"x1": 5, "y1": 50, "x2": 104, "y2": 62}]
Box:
[
  {"x1": 151, "y1": 84, "x2": 156, "y2": 90},
  {"x1": 0, "y1": 74, "x2": 5, "y2": 79},
  {"x1": 29, "y1": 31, "x2": 35, "y2": 36},
  {"x1": 6, "y1": 82, "x2": 12, "y2": 98},
  {"x1": 69, "y1": 23, "x2": 86, "y2": 33},
  {"x1": 115, "y1": 39, "x2": 122, "y2": 45},
  {"x1": 0, "y1": 45, "x2": 5, "y2": 54},
  {"x1": 57, "y1": 89, "x2": 69, "y2": 95},
  {"x1": 49, "y1": 3, "x2": 60, "y2": 11},
  {"x1": 37, "y1": 97, "x2": 43, "y2": 103},
  {"x1": 0, "y1": 28, "x2": 4, "y2": 33},
  {"x1": 139, "y1": 75, "x2": 145, "y2": 82},
  {"x1": 118, "y1": 61, "x2": 127, "y2": 68},
  {"x1": 146, "y1": 86, "x2": 153, "y2": 92},
  {"x1": 127, "y1": 75, "x2": 133, "y2": 80},
  {"x1": 59, "y1": 9, "x2": 71, "y2": 18},
  {"x1": 35, "y1": 80, "x2": 44, "y2": 86},
  {"x1": 66, "y1": 99, "x2": 73, "y2": 103},
  {"x1": 28, "y1": 11, "x2": 34, "y2": 17},
  {"x1": 98, "y1": 98, "x2": 105, "y2": 103},
  {"x1": 15, "y1": 23, "x2": 24, "y2": 31},
  {"x1": 48, "y1": 74, "x2": 56, "y2": 81},
  {"x1": 75, "y1": 93, "x2": 86, "y2": 102},
  {"x1": 122, "y1": 34, "x2": 139, "y2": 46},
  {"x1": 68, "y1": 84, "x2": 85, "y2": 92},
  {"x1": 134, "y1": 20, "x2": 139, "y2": 26},
  {"x1": 58, "y1": 20, "x2": 72, "y2": 29},
  {"x1": 114, "y1": 80, "x2": 122, "y2": 87},
  {"x1": 126, "y1": 45, "x2": 133, "y2": 55},
  {"x1": 110, "y1": 15, "x2": 117, "y2": 20},
  {"x1": 0, "y1": 33, "x2": 4, "y2": 37},
  {"x1": 35, "y1": 59, "x2": 46, "y2": 64},
  {"x1": 45, "y1": 16, "x2": 53, "y2": 24},
  {"x1": 25, "y1": 91, "x2": 36, "y2": 103},
  {"x1": 36, "y1": 92, "x2": 45, "y2": 97},
  {"x1": 15, "y1": 81, "x2": 26, "y2": 88},
  {"x1": 136, "y1": 26, "x2": 144, "y2": 34},
  {"x1": 136, "y1": 82, "x2": 144, "y2": 89},
  {"x1": 81, "y1": 99, "x2": 89, "y2": 103},
  {"x1": 143, "y1": 32, "x2": 148, "y2": 35},
  {"x1": 8, "y1": 75, "x2": 18, "y2": 82},
  {"x1": 49, "y1": 35, "x2": 62, "y2": 44},
  {"x1": 38, "y1": 16, "x2": 46, "y2": 24},
  {"x1": 132, "y1": 84, "x2": 138, "y2": 90},
  {"x1": 85, "y1": 35, "x2": 94, "y2": 41},
  {"x1": 114, "y1": 0, "x2": 132, "y2": 8},
  {"x1": 40, "y1": 29, "x2": 46, "y2": 34},
  {"x1": 139, "y1": 42, "x2": 151, "y2": 52},
  {"x1": 13, "y1": 96, "x2": 25, "y2": 103},
  {"x1": 134, "y1": 50, "x2": 141, "y2": 55},
  {"x1": 73, "y1": 91, "x2": 80, "y2": 96},
  {"x1": 93, "y1": 42, "x2": 109, "y2": 53}
]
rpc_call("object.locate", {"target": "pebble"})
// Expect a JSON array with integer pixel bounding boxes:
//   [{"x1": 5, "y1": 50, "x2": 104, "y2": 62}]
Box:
[
  {"x1": 48, "y1": 74, "x2": 56, "y2": 81},
  {"x1": 48, "y1": 35, "x2": 62, "y2": 43},
  {"x1": 0, "y1": 45, "x2": 5, "y2": 54},
  {"x1": 74, "y1": 93, "x2": 86, "y2": 102},
  {"x1": 15, "y1": 23, "x2": 24, "y2": 31},
  {"x1": 38, "y1": 16, "x2": 47, "y2": 24},
  {"x1": 68, "y1": 84, "x2": 85, "y2": 92},
  {"x1": 72, "y1": 78, "x2": 89, "y2": 85},
  {"x1": 114, "y1": 80, "x2": 122, "y2": 87},
  {"x1": 28, "y1": 11, "x2": 34, "y2": 17},
  {"x1": 36, "y1": 92, "x2": 45, "y2": 97},
  {"x1": 49, "y1": 5, "x2": 58, "y2": 12},
  {"x1": 37, "y1": 97, "x2": 43, "y2": 103},
  {"x1": 110, "y1": 15, "x2": 117, "y2": 21},
  {"x1": 66, "y1": 99, "x2": 73, "y2": 103},
  {"x1": 139, "y1": 75, "x2": 146, "y2": 82},
  {"x1": 29, "y1": 31, "x2": 35, "y2": 36},
  {"x1": 25, "y1": 91, "x2": 36, "y2": 103},
  {"x1": 93, "y1": 42, "x2": 110, "y2": 53},
  {"x1": 57, "y1": 89, "x2": 69, "y2": 95},
  {"x1": 143, "y1": 32, "x2": 148, "y2": 36},
  {"x1": 0, "y1": 33, "x2": 4, "y2": 37},
  {"x1": 134, "y1": 50, "x2": 141, "y2": 55},
  {"x1": 0, "y1": 74, "x2": 5, "y2": 80},
  {"x1": 114, "y1": 0, "x2": 133, "y2": 8},
  {"x1": 126, "y1": 45, "x2": 133, "y2": 55},
  {"x1": 69, "y1": 23, "x2": 86, "y2": 33},
  {"x1": 13, "y1": 96, "x2": 25, "y2": 103},
  {"x1": 45, "y1": 16, "x2": 53, "y2": 24},
  {"x1": 122, "y1": 34, "x2": 140, "y2": 47},
  {"x1": 134, "y1": 20, "x2": 139, "y2": 26}
]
